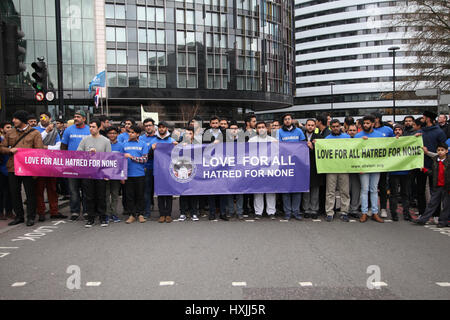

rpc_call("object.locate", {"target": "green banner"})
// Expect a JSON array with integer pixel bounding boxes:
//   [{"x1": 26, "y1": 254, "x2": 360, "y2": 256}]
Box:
[{"x1": 315, "y1": 136, "x2": 424, "y2": 173}]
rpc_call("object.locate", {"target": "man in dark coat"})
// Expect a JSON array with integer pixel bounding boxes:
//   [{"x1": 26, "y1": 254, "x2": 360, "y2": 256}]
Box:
[{"x1": 302, "y1": 119, "x2": 325, "y2": 219}]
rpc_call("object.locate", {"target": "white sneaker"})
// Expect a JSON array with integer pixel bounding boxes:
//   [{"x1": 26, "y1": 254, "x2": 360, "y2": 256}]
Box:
[
  {"x1": 433, "y1": 217, "x2": 439, "y2": 225},
  {"x1": 380, "y1": 209, "x2": 388, "y2": 218},
  {"x1": 192, "y1": 215, "x2": 199, "y2": 221},
  {"x1": 178, "y1": 215, "x2": 186, "y2": 221}
]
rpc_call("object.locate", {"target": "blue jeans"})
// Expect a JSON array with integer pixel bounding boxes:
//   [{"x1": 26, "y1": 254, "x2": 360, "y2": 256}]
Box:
[
  {"x1": 360, "y1": 173, "x2": 380, "y2": 214},
  {"x1": 282, "y1": 193, "x2": 302, "y2": 218},
  {"x1": 144, "y1": 169, "x2": 154, "y2": 215},
  {"x1": 68, "y1": 178, "x2": 87, "y2": 215},
  {"x1": 225, "y1": 195, "x2": 243, "y2": 216}
]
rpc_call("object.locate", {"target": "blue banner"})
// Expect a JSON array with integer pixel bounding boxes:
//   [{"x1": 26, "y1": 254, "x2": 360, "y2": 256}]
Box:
[{"x1": 154, "y1": 142, "x2": 310, "y2": 196}]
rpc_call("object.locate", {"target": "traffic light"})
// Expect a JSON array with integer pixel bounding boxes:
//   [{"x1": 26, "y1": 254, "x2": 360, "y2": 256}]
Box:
[
  {"x1": 1, "y1": 22, "x2": 26, "y2": 76},
  {"x1": 31, "y1": 58, "x2": 47, "y2": 93}
]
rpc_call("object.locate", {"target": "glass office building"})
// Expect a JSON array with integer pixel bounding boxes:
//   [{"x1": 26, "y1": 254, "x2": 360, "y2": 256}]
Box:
[
  {"x1": 1, "y1": 0, "x2": 96, "y2": 119},
  {"x1": 1, "y1": 0, "x2": 295, "y2": 125},
  {"x1": 257, "y1": 0, "x2": 441, "y2": 122}
]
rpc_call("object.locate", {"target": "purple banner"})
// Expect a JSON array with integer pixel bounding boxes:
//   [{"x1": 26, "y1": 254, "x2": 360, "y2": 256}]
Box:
[
  {"x1": 154, "y1": 142, "x2": 310, "y2": 195},
  {"x1": 14, "y1": 148, "x2": 127, "y2": 180}
]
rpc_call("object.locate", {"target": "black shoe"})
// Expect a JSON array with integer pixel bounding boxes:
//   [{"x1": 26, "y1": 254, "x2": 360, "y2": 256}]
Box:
[
  {"x1": 70, "y1": 214, "x2": 79, "y2": 221},
  {"x1": 412, "y1": 220, "x2": 426, "y2": 225},
  {"x1": 311, "y1": 213, "x2": 318, "y2": 219},
  {"x1": 209, "y1": 216, "x2": 216, "y2": 221},
  {"x1": 219, "y1": 215, "x2": 229, "y2": 221},
  {"x1": 436, "y1": 223, "x2": 448, "y2": 228},
  {"x1": 26, "y1": 220, "x2": 35, "y2": 227},
  {"x1": 85, "y1": 218, "x2": 95, "y2": 228},
  {"x1": 8, "y1": 218, "x2": 24, "y2": 226},
  {"x1": 51, "y1": 213, "x2": 68, "y2": 219},
  {"x1": 304, "y1": 213, "x2": 310, "y2": 219},
  {"x1": 391, "y1": 214, "x2": 399, "y2": 222},
  {"x1": 38, "y1": 215, "x2": 46, "y2": 222}
]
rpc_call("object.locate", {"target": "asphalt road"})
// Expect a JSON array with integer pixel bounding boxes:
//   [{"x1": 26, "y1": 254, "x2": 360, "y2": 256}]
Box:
[{"x1": 0, "y1": 199, "x2": 449, "y2": 300}]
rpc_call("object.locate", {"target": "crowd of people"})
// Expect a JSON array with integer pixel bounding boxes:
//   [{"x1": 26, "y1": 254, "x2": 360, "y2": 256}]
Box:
[{"x1": 0, "y1": 108, "x2": 449, "y2": 229}]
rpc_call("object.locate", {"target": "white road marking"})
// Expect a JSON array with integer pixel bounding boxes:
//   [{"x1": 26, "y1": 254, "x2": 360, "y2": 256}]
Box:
[
  {"x1": 371, "y1": 282, "x2": 388, "y2": 287},
  {"x1": 0, "y1": 247, "x2": 19, "y2": 249},
  {"x1": 232, "y1": 282, "x2": 247, "y2": 287},
  {"x1": 299, "y1": 282, "x2": 313, "y2": 287},
  {"x1": 159, "y1": 281, "x2": 175, "y2": 286},
  {"x1": 11, "y1": 282, "x2": 27, "y2": 287},
  {"x1": 436, "y1": 282, "x2": 450, "y2": 287},
  {"x1": 86, "y1": 282, "x2": 102, "y2": 287}
]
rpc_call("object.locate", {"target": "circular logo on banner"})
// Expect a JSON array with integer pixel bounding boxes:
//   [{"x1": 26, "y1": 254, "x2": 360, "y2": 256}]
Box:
[
  {"x1": 46, "y1": 91, "x2": 55, "y2": 101},
  {"x1": 169, "y1": 157, "x2": 196, "y2": 183},
  {"x1": 35, "y1": 92, "x2": 44, "y2": 101}
]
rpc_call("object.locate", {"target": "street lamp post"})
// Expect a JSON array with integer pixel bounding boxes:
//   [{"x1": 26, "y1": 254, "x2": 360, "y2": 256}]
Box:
[
  {"x1": 329, "y1": 81, "x2": 335, "y2": 117},
  {"x1": 388, "y1": 46, "x2": 400, "y2": 123}
]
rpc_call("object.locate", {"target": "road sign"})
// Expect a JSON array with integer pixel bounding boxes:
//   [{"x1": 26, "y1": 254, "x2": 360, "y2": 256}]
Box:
[
  {"x1": 46, "y1": 91, "x2": 54, "y2": 101},
  {"x1": 35, "y1": 92, "x2": 44, "y2": 101}
]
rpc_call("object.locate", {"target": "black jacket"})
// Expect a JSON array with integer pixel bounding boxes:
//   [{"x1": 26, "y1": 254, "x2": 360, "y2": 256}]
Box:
[
  {"x1": 428, "y1": 155, "x2": 450, "y2": 191},
  {"x1": 305, "y1": 131, "x2": 325, "y2": 187}
]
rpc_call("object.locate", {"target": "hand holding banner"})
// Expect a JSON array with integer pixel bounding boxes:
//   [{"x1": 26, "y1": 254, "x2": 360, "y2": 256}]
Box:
[{"x1": 315, "y1": 136, "x2": 424, "y2": 173}]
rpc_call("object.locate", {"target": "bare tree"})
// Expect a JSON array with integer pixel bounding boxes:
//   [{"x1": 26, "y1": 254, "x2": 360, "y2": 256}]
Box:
[{"x1": 394, "y1": 0, "x2": 450, "y2": 91}]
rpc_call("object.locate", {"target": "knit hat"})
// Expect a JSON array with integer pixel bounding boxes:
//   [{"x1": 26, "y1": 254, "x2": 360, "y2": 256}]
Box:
[{"x1": 12, "y1": 110, "x2": 29, "y2": 124}]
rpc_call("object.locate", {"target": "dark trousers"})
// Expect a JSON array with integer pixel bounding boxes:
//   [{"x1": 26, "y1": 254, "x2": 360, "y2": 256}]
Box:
[
  {"x1": 158, "y1": 196, "x2": 173, "y2": 217},
  {"x1": 36, "y1": 177, "x2": 58, "y2": 216},
  {"x1": 417, "y1": 171, "x2": 440, "y2": 217},
  {"x1": 243, "y1": 194, "x2": 254, "y2": 214},
  {"x1": 56, "y1": 178, "x2": 69, "y2": 196},
  {"x1": 125, "y1": 176, "x2": 145, "y2": 217},
  {"x1": 81, "y1": 179, "x2": 106, "y2": 220},
  {"x1": 180, "y1": 196, "x2": 199, "y2": 216},
  {"x1": 8, "y1": 173, "x2": 36, "y2": 220},
  {"x1": 418, "y1": 187, "x2": 450, "y2": 225},
  {"x1": 68, "y1": 178, "x2": 87, "y2": 215},
  {"x1": 378, "y1": 172, "x2": 388, "y2": 210},
  {"x1": 208, "y1": 195, "x2": 227, "y2": 218},
  {"x1": 144, "y1": 169, "x2": 154, "y2": 215},
  {"x1": 0, "y1": 174, "x2": 12, "y2": 214},
  {"x1": 389, "y1": 175, "x2": 409, "y2": 216}
]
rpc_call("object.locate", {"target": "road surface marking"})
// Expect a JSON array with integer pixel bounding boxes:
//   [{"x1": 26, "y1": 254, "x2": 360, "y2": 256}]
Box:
[
  {"x1": 86, "y1": 282, "x2": 102, "y2": 287},
  {"x1": 371, "y1": 282, "x2": 388, "y2": 287},
  {"x1": 11, "y1": 282, "x2": 27, "y2": 287},
  {"x1": 0, "y1": 247, "x2": 19, "y2": 249},
  {"x1": 232, "y1": 282, "x2": 247, "y2": 287},
  {"x1": 436, "y1": 282, "x2": 450, "y2": 287},
  {"x1": 299, "y1": 282, "x2": 313, "y2": 287},
  {"x1": 160, "y1": 281, "x2": 175, "y2": 286}
]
